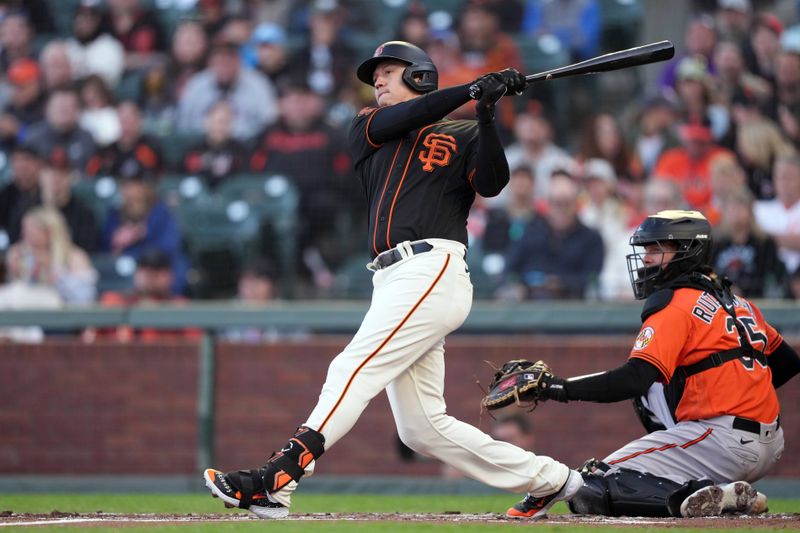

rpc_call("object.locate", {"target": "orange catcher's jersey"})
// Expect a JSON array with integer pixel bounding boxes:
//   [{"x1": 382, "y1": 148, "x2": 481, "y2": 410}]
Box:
[{"x1": 630, "y1": 287, "x2": 782, "y2": 423}]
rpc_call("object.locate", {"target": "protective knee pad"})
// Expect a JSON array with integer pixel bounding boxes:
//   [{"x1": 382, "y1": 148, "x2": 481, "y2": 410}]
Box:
[
  {"x1": 569, "y1": 468, "x2": 688, "y2": 517},
  {"x1": 260, "y1": 426, "x2": 325, "y2": 494},
  {"x1": 569, "y1": 472, "x2": 612, "y2": 515}
]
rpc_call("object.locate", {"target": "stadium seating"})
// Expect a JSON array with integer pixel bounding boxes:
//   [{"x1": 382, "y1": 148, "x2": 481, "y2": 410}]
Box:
[
  {"x1": 157, "y1": 173, "x2": 210, "y2": 209},
  {"x1": 215, "y1": 173, "x2": 300, "y2": 298},
  {"x1": 71, "y1": 176, "x2": 118, "y2": 230},
  {"x1": 514, "y1": 33, "x2": 571, "y2": 76},
  {"x1": 177, "y1": 198, "x2": 261, "y2": 298},
  {"x1": 159, "y1": 132, "x2": 203, "y2": 171},
  {"x1": 332, "y1": 253, "x2": 374, "y2": 299},
  {"x1": 91, "y1": 252, "x2": 136, "y2": 294}
]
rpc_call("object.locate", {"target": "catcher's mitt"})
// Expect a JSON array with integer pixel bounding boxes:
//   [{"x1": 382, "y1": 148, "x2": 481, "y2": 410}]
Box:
[{"x1": 481, "y1": 359, "x2": 553, "y2": 411}]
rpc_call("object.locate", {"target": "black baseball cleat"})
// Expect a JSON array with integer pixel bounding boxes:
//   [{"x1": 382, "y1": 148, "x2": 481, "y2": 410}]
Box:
[
  {"x1": 680, "y1": 481, "x2": 761, "y2": 517},
  {"x1": 506, "y1": 469, "x2": 584, "y2": 519},
  {"x1": 204, "y1": 468, "x2": 288, "y2": 519}
]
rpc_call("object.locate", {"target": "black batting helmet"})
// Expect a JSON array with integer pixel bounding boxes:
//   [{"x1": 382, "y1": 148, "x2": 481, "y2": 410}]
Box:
[
  {"x1": 356, "y1": 41, "x2": 438, "y2": 93},
  {"x1": 626, "y1": 210, "x2": 713, "y2": 299}
]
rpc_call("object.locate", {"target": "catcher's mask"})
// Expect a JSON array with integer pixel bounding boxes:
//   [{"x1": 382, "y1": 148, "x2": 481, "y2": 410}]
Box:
[
  {"x1": 626, "y1": 210, "x2": 712, "y2": 300},
  {"x1": 356, "y1": 40, "x2": 438, "y2": 93}
]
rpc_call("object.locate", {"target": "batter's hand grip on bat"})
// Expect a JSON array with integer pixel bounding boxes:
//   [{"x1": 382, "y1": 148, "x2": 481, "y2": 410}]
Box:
[{"x1": 468, "y1": 83, "x2": 482, "y2": 100}]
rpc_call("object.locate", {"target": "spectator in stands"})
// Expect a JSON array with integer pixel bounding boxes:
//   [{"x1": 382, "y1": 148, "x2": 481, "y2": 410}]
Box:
[
  {"x1": 40, "y1": 156, "x2": 98, "y2": 253},
  {"x1": 86, "y1": 100, "x2": 163, "y2": 180},
  {"x1": 100, "y1": 173, "x2": 187, "y2": 294},
  {"x1": 0, "y1": 144, "x2": 41, "y2": 240},
  {"x1": 577, "y1": 111, "x2": 643, "y2": 188},
  {"x1": 714, "y1": 0, "x2": 752, "y2": 48},
  {"x1": 712, "y1": 40, "x2": 771, "y2": 111},
  {"x1": 7, "y1": 154, "x2": 99, "y2": 254},
  {"x1": 182, "y1": 100, "x2": 245, "y2": 189},
  {"x1": 735, "y1": 117, "x2": 796, "y2": 200},
  {"x1": 293, "y1": 1, "x2": 356, "y2": 100},
  {"x1": 578, "y1": 158, "x2": 633, "y2": 301},
  {"x1": 501, "y1": 173, "x2": 604, "y2": 300},
  {"x1": 625, "y1": 177, "x2": 685, "y2": 230},
  {"x1": 78, "y1": 74, "x2": 121, "y2": 147},
  {"x1": 520, "y1": 0, "x2": 600, "y2": 61},
  {"x1": 424, "y1": 29, "x2": 476, "y2": 115},
  {"x1": 449, "y1": 1, "x2": 522, "y2": 127},
  {"x1": 707, "y1": 152, "x2": 748, "y2": 225},
  {"x1": 5, "y1": 206, "x2": 97, "y2": 304},
  {"x1": 638, "y1": 177, "x2": 685, "y2": 221},
  {"x1": 1, "y1": 0, "x2": 54, "y2": 35},
  {"x1": 769, "y1": 50, "x2": 800, "y2": 122},
  {"x1": 249, "y1": 22, "x2": 295, "y2": 90},
  {"x1": 777, "y1": 100, "x2": 800, "y2": 150},
  {"x1": 197, "y1": 0, "x2": 229, "y2": 39},
  {"x1": 503, "y1": 112, "x2": 574, "y2": 202},
  {"x1": 483, "y1": 165, "x2": 542, "y2": 255},
  {"x1": 754, "y1": 155, "x2": 800, "y2": 287},
  {"x1": 107, "y1": 0, "x2": 166, "y2": 71},
  {"x1": 652, "y1": 121, "x2": 732, "y2": 214},
  {"x1": 672, "y1": 55, "x2": 730, "y2": 142},
  {"x1": 221, "y1": 258, "x2": 284, "y2": 343},
  {"x1": 91, "y1": 248, "x2": 201, "y2": 342},
  {"x1": 38, "y1": 40, "x2": 75, "y2": 93},
  {"x1": 136, "y1": 60, "x2": 177, "y2": 137},
  {"x1": 393, "y1": 10, "x2": 430, "y2": 50},
  {"x1": 24, "y1": 88, "x2": 96, "y2": 174},
  {"x1": 712, "y1": 186, "x2": 789, "y2": 299},
  {"x1": 0, "y1": 58, "x2": 45, "y2": 152},
  {"x1": 177, "y1": 39, "x2": 278, "y2": 141},
  {"x1": 64, "y1": 1, "x2": 125, "y2": 88},
  {"x1": 249, "y1": 77, "x2": 355, "y2": 288},
  {"x1": 0, "y1": 10, "x2": 34, "y2": 72},
  {"x1": 168, "y1": 20, "x2": 209, "y2": 102},
  {"x1": 629, "y1": 96, "x2": 681, "y2": 178},
  {"x1": 744, "y1": 12, "x2": 784, "y2": 87},
  {"x1": 659, "y1": 15, "x2": 717, "y2": 95}
]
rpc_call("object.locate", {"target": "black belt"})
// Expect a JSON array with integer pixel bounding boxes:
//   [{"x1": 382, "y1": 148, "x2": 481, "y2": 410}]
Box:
[
  {"x1": 732, "y1": 416, "x2": 780, "y2": 435},
  {"x1": 374, "y1": 242, "x2": 434, "y2": 269}
]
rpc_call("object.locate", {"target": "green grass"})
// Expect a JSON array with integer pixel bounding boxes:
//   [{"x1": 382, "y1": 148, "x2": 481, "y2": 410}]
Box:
[{"x1": 1, "y1": 493, "x2": 798, "y2": 532}]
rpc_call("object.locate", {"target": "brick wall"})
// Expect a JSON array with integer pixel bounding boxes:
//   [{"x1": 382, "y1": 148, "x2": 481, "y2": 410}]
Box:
[{"x1": 2, "y1": 336, "x2": 798, "y2": 478}]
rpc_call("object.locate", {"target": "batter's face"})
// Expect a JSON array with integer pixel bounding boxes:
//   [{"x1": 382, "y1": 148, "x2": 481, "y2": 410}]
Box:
[{"x1": 372, "y1": 60, "x2": 417, "y2": 107}]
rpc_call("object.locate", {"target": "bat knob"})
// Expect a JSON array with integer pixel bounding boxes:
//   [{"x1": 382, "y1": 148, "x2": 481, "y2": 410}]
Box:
[{"x1": 468, "y1": 83, "x2": 482, "y2": 100}]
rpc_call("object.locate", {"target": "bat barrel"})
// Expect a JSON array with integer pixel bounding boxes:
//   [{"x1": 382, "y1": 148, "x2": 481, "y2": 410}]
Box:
[{"x1": 524, "y1": 40, "x2": 674, "y2": 85}]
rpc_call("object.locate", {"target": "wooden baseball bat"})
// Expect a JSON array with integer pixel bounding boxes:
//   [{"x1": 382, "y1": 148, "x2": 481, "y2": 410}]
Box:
[{"x1": 469, "y1": 40, "x2": 675, "y2": 99}]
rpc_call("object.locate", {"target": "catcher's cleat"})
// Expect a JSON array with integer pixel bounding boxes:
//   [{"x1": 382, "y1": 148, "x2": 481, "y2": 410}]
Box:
[
  {"x1": 506, "y1": 469, "x2": 583, "y2": 519},
  {"x1": 680, "y1": 481, "x2": 759, "y2": 517},
  {"x1": 204, "y1": 468, "x2": 288, "y2": 519}
]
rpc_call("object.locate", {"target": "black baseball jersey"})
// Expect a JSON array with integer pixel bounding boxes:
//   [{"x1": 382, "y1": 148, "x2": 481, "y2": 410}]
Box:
[{"x1": 348, "y1": 84, "x2": 509, "y2": 258}]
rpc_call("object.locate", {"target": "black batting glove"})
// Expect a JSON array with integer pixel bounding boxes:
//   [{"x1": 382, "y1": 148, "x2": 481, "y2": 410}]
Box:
[
  {"x1": 498, "y1": 68, "x2": 526, "y2": 95},
  {"x1": 473, "y1": 73, "x2": 507, "y2": 123},
  {"x1": 537, "y1": 372, "x2": 568, "y2": 403}
]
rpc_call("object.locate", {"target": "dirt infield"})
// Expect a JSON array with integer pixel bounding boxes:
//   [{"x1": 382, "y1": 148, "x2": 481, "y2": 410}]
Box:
[{"x1": 1, "y1": 511, "x2": 799, "y2": 528}]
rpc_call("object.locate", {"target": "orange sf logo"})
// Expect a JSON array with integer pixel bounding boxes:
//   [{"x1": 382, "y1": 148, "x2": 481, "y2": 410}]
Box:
[{"x1": 419, "y1": 133, "x2": 457, "y2": 172}]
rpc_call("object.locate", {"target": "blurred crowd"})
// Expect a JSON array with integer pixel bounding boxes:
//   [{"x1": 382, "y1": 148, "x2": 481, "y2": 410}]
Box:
[{"x1": 1, "y1": 0, "x2": 800, "y2": 332}]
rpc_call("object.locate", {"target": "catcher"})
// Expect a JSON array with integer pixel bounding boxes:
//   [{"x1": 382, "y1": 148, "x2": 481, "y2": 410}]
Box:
[{"x1": 484, "y1": 210, "x2": 800, "y2": 518}]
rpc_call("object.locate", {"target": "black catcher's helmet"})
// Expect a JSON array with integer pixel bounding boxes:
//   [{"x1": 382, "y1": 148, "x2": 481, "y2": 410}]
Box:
[
  {"x1": 356, "y1": 40, "x2": 438, "y2": 93},
  {"x1": 626, "y1": 210, "x2": 713, "y2": 299}
]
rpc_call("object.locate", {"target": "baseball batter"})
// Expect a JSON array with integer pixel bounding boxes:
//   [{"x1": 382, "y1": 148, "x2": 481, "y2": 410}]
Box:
[
  {"x1": 204, "y1": 41, "x2": 583, "y2": 519},
  {"x1": 501, "y1": 210, "x2": 799, "y2": 518}
]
